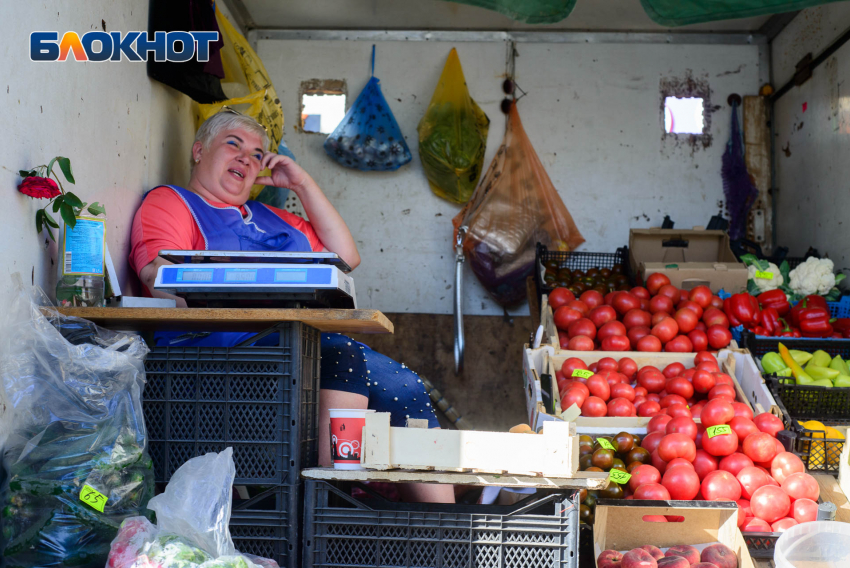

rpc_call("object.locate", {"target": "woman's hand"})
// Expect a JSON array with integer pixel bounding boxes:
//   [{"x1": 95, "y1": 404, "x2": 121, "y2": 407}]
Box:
[{"x1": 256, "y1": 153, "x2": 311, "y2": 192}]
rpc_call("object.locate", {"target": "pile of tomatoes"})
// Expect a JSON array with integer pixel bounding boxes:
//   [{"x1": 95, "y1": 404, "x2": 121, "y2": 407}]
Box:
[
  {"x1": 557, "y1": 352, "x2": 740, "y2": 417},
  {"x1": 550, "y1": 273, "x2": 733, "y2": 352}
]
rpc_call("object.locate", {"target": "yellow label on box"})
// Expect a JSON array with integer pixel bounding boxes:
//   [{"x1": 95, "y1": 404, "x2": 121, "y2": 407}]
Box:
[
  {"x1": 80, "y1": 485, "x2": 107, "y2": 512},
  {"x1": 706, "y1": 424, "x2": 732, "y2": 438},
  {"x1": 597, "y1": 438, "x2": 615, "y2": 450},
  {"x1": 609, "y1": 469, "x2": 631, "y2": 484},
  {"x1": 572, "y1": 369, "x2": 593, "y2": 379},
  {"x1": 755, "y1": 271, "x2": 774, "y2": 280}
]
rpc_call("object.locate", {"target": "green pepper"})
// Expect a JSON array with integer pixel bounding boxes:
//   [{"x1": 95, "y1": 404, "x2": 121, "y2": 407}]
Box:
[
  {"x1": 805, "y1": 364, "x2": 840, "y2": 381},
  {"x1": 779, "y1": 343, "x2": 815, "y2": 385},
  {"x1": 830, "y1": 356, "x2": 850, "y2": 376},
  {"x1": 776, "y1": 367, "x2": 793, "y2": 377},
  {"x1": 762, "y1": 352, "x2": 787, "y2": 374}
]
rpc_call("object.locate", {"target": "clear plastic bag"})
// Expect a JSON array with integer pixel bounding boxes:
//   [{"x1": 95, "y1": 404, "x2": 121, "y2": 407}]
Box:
[
  {"x1": 106, "y1": 449, "x2": 279, "y2": 568},
  {"x1": 452, "y1": 102, "x2": 584, "y2": 306},
  {"x1": 418, "y1": 48, "x2": 490, "y2": 204},
  {"x1": 0, "y1": 273, "x2": 154, "y2": 568}
]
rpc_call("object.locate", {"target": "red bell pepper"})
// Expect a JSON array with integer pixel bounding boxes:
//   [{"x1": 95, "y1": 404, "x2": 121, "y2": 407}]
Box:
[
  {"x1": 777, "y1": 319, "x2": 802, "y2": 337},
  {"x1": 757, "y1": 289, "x2": 791, "y2": 317},
  {"x1": 753, "y1": 325, "x2": 769, "y2": 336},
  {"x1": 833, "y1": 318, "x2": 850, "y2": 338},
  {"x1": 760, "y1": 307, "x2": 781, "y2": 336},
  {"x1": 797, "y1": 307, "x2": 833, "y2": 338},
  {"x1": 724, "y1": 298, "x2": 742, "y2": 327},
  {"x1": 790, "y1": 295, "x2": 830, "y2": 327},
  {"x1": 727, "y1": 293, "x2": 761, "y2": 329}
]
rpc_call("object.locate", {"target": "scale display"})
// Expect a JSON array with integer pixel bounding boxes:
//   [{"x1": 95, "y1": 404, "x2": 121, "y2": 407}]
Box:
[{"x1": 162, "y1": 266, "x2": 326, "y2": 286}]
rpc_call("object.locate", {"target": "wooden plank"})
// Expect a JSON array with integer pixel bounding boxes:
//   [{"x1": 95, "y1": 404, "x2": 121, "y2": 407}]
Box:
[
  {"x1": 814, "y1": 473, "x2": 850, "y2": 523},
  {"x1": 362, "y1": 412, "x2": 392, "y2": 469},
  {"x1": 527, "y1": 275, "x2": 541, "y2": 330},
  {"x1": 52, "y1": 307, "x2": 393, "y2": 334},
  {"x1": 301, "y1": 467, "x2": 610, "y2": 489}
]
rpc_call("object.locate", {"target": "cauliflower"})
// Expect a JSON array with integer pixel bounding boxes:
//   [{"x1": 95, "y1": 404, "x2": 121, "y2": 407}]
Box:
[
  {"x1": 788, "y1": 257, "x2": 837, "y2": 296},
  {"x1": 747, "y1": 262, "x2": 784, "y2": 292}
]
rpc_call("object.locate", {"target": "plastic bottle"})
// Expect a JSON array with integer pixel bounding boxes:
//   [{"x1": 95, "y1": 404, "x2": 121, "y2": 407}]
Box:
[{"x1": 55, "y1": 213, "x2": 106, "y2": 307}]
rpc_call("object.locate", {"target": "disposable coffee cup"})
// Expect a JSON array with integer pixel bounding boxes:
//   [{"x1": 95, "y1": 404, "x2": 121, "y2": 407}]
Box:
[{"x1": 329, "y1": 409, "x2": 375, "y2": 470}]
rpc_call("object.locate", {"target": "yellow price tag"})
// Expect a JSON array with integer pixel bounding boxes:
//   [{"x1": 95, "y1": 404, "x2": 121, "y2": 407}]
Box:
[
  {"x1": 609, "y1": 469, "x2": 631, "y2": 484},
  {"x1": 597, "y1": 438, "x2": 615, "y2": 450},
  {"x1": 80, "y1": 485, "x2": 108, "y2": 512},
  {"x1": 706, "y1": 425, "x2": 732, "y2": 438},
  {"x1": 572, "y1": 369, "x2": 593, "y2": 379},
  {"x1": 755, "y1": 271, "x2": 774, "y2": 280}
]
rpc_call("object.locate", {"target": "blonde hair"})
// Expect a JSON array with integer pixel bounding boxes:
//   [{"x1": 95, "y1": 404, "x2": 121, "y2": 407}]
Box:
[{"x1": 193, "y1": 111, "x2": 269, "y2": 166}]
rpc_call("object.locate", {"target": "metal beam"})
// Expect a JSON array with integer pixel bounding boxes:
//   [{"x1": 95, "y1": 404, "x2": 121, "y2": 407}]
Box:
[
  {"x1": 757, "y1": 11, "x2": 801, "y2": 42},
  {"x1": 219, "y1": 0, "x2": 255, "y2": 36},
  {"x1": 254, "y1": 29, "x2": 767, "y2": 45}
]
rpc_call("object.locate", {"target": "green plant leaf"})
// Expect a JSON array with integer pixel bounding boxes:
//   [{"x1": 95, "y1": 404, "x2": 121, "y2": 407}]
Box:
[
  {"x1": 19, "y1": 169, "x2": 36, "y2": 178},
  {"x1": 35, "y1": 209, "x2": 44, "y2": 234},
  {"x1": 43, "y1": 211, "x2": 59, "y2": 229},
  {"x1": 747, "y1": 280, "x2": 760, "y2": 295},
  {"x1": 740, "y1": 254, "x2": 758, "y2": 266},
  {"x1": 825, "y1": 288, "x2": 841, "y2": 302},
  {"x1": 59, "y1": 203, "x2": 77, "y2": 229},
  {"x1": 780, "y1": 260, "x2": 791, "y2": 282},
  {"x1": 57, "y1": 157, "x2": 75, "y2": 184},
  {"x1": 52, "y1": 195, "x2": 64, "y2": 212},
  {"x1": 756, "y1": 258, "x2": 769, "y2": 271},
  {"x1": 87, "y1": 202, "x2": 106, "y2": 216},
  {"x1": 46, "y1": 157, "x2": 58, "y2": 179},
  {"x1": 835, "y1": 273, "x2": 847, "y2": 285},
  {"x1": 63, "y1": 191, "x2": 83, "y2": 208}
]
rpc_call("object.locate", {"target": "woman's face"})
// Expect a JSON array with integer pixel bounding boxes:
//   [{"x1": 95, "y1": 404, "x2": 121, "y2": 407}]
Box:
[{"x1": 191, "y1": 126, "x2": 265, "y2": 206}]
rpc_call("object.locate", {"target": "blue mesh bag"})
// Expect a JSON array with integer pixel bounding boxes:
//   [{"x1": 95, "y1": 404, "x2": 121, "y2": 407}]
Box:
[{"x1": 324, "y1": 47, "x2": 412, "y2": 171}]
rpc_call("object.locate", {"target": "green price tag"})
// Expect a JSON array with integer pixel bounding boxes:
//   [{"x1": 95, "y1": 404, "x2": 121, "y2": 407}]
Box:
[
  {"x1": 755, "y1": 271, "x2": 774, "y2": 280},
  {"x1": 597, "y1": 438, "x2": 615, "y2": 450},
  {"x1": 665, "y1": 264, "x2": 679, "y2": 269},
  {"x1": 80, "y1": 485, "x2": 108, "y2": 512},
  {"x1": 706, "y1": 425, "x2": 732, "y2": 438},
  {"x1": 609, "y1": 469, "x2": 631, "y2": 484},
  {"x1": 572, "y1": 369, "x2": 593, "y2": 379}
]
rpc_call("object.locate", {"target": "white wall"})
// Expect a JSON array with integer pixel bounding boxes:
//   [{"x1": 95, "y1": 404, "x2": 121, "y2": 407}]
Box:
[
  {"x1": 259, "y1": 38, "x2": 761, "y2": 315},
  {"x1": 772, "y1": 4, "x2": 850, "y2": 275},
  {"x1": 1, "y1": 1, "x2": 195, "y2": 298}
]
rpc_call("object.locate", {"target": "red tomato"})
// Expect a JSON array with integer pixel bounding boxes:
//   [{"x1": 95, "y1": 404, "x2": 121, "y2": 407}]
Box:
[
  {"x1": 699, "y1": 400, "x2": 733, "y2": 429},
  {"x1": 646, "y1": 273, "x2": 671, "y2": 295},
  {"x1": 588, "y1": 305, "x2": 617, "y2": 328},
  {"x1": 627, "y1": 326, "x2": 651, "y2": 349},
  {"x1": 567, "y1": 336, "x2": 595, "y2": 351},
  {"x1": 579, "y1": 290, "x2": 604, "y2": 310},
  {"x1": 561, "y1": 357, "x2": 589, "y2": 377},
  {"x1": 687, "y1": 329, "x2": 709, "y2": 351},
  {"x1": 702, "y1": 307, "x2": 730, "y2": 328},
  {"x1": 743, "y1": 432, "x2": 778, "y2": 464},
  {"x1": 607, "y1": 397, "x2": 636, "y2": 417},
  {"x1": 604, "y1": 291, "x2": 617, "y2": 306},
  {"x1": 660, "y1": 394, "x2": 688, "y2": 408},
  {"x1": 701, "y1": 470, "x2": 742, "y2": 501},
  {"x1": 662, "y1": 362, "x2": 686, "y2": 378},
  {"x1": 553, "y1": 306, "x2": 582, "y2": 330},
  {"x1": 559, "y1": 388, "x2": 587, "y2": 412},
  {"x1": 694, "y1": 351, "x2": 716, "y2": 365},
  {"x1": 690, "y1": 401, "x2": 706, "y2": 418},
  {"x1": 772, "y1": 518, "x2": 799, "y2": 532},
  {"x1": 567, "y1": 299, "x2": 590, "y2": 316},
  {"x1": 598, "y1": 320, "x2": 627, "y2": 340},
  {"x1": 560, "y1": 380, "x2": 590, "y2": 398},
  {"x1": 737, "y1": 466, "x2": 771, "y2": 500},
  {"x1": 791, "y1": 498, "x2": 819, "y2": 523},
  {"x1": 731, "y1": 402, "x2": 754, "y2": 420},
  {"x1": 702, "y1": 427, "x2": 739, "y2": 457},
  {"x1": 651, "y1": 449, "x2": 668, "y2": 473},
  {"x1": 637, "y1": 335, "x2": 663, "y2": 352},
  {"x1": 612, "y1": 292, "x2": 641, "y2": 316},
  {"x1": 610, "y1": 382, "x2": 636, "y2": 402},
  {"x1": 707, "y1": 325, "x2": 733, "y2": 349},
  {"x1": 679, "y1": 289, "x2": 690, "y2": 303},
  {"x1": 558, "y1": 331, "x2": 570, "y2": 349},
  {"x1": 548, "y1": 287, "x2": 576, "y2": 310},
  {"x1": 623, "y1": 309, "x2": 651, "y2": 329},
  {"x1": 666, "y1": 457, "x2": 694, "y2": 470},
  {"x1": 753, "y1": 413, "x2": 785, "y2": 437},
  {"x1": 674, "y1": 308, "x2": 699, "y2": 334},
  {"x1": 580, "y1": 396, "x2": 607, "y2": 417},
  {"x1": 781, "y1": 472, "x2": 820, "y2": 502},
  {"x1": 751, "y1": 485, "x2": 791, "y2": 523},
  {"x1": 690, "y1": 370, "x2": 715, "y2": 395},
  {"x1": 710, "y1": 295, "x2": 724, "y2": 309},
  {"x1": 638, "y1": 400, "x2": 661, "y2": 417},
  {"x1": 689, "y1": 285, "x2": 713, "y2": 308},
  {"x1": 568, "y1": 318, "x2": 596, "y2": 340},
  {"x1": 601, "y1": 336, "x2": 631, "y2": 351},
  {"x1": 665, "y1": 335, "x2": 694, "y2": 353},
  {"x1": 640, "y1": 298, "x2": 651, "y2": 311},
  {"x1": 741, "y1": 517, "x2": 772, "y2": 532},
  {"x1": 677, "y1": 300, "x2": 705, "y2": 319},
  {"x1": 651, "y1": 311, "x2": 671, "y2": 326},
  {"x1": 649, "y1": 294, "x2": 675, "y2": 314},
  {"x1": 618, "y1": 357, "x2": 638, "y2": 379},
  {"x1": 658, "y1": 284, "x2": 680, "y2": 300},
  {"x1": 633, "y1": 396, "x2": 647, "y2": 409},
  {"x1": 641, "y1": 431, "x2": 665, "y2": 453},
  {"x1": 666, "y1": 403, "x2": 692, "y2": 419},
  {"x1": 666, "y1": 377, "x2": 694, "y2": 400},
  {"x1": 586, "y1": 375, "x2": 611, "y2": 401},
  {"x1": 652, "y1": 317, "x2": 679, "y2": 343},
  {"x1": 713, "y1": 373, "x2": 734, "y2": 387},
  {"x1": 628, "y1": 286, "x2": 649, "y2": 301},
  {"x1": 634, "y1": 483, "x2": 671, "y2": 500},
  {"x1": 728, "y1": 417, "x2": 759, "y2": 442},
  {"x1": 771, "y1": 452, "x2": 805, "y2": 485},
  {"x1": 662, "y1": 464, "x2": 701, "y2": 500},
  {"x1": 693, "y1": 449, "x2": 719, "y2": 480},
  {"x1": 597, "y1": 357, "x2": 617, "y2": 371},
  {"x1": 646, "y1": 393, "x2": 661, "y2": 403},
  {"x1": 629, "y1": 464, "x2": 662, "y2": 491},
  {"x1": 708, "y1": 384, "x2": 737, "y2": 401},
  {"x1": 658, "y1": 433, "x2": 697, "y2": 462},
  {"x1": 648, "y1": 414, "x2": 673, "y2": 434},
  {"x1": 634, "y1": 386, "x2": 648, "y2": 398},
  {"x1": 638, "y1": 369, "x2": 666, "y2": 393},
  {"x1": 666, "y1": 417, "x2": 698, "y2": 440}
]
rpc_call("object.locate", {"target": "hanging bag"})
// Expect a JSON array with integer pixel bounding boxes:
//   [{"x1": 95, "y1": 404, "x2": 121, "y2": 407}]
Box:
[{"x1": 324, "y1": 47, "x2": 412, "y2": 171}]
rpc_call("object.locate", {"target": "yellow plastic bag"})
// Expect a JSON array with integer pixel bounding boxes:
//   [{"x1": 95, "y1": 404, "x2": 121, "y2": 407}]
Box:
[{"x1": 418, "y1": 49, "x2": 489, "y2": 205}]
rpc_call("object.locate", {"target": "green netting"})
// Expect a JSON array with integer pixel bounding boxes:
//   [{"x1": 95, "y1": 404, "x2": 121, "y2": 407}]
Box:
[
  {"x1": 441, "y1": 0, "x2": 575, "y2": 24},
  {"x1": 640, "y1": 0, "x2": 846, "y2": 27}
]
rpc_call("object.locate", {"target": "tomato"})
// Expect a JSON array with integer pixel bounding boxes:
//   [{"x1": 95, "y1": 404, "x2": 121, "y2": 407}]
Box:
[
  {"x1": 548, "y1": 287, "x2": 576, "y2": 310},
  {"x1": 701, "y1": 470, "x2": 742, "y2": 501},
  {"x1": 618, "y1": 357, "x2": 638, "y2": 379},
  {"x1": 692, "y1": 449, "x2": 719, "y2": 480},
  {"x1": 567, "y1": 336, "x2": 595, "y2": 351},
  {"x1": 607, "y1": 397, "x2": 636, "y2": 417},
  {"x1": 687, "y1": 329, "x2": 709, "y2": 351},
  {"x1": 554, "y1": 306, "x2": 583, "y2": 330},
  {"x1": 666, "y1": 403, "x2": 692, "y2": 419},
  {"x1": 633, "y1": 396, "x2": 647, "y2": 409},
  {"x1": 561, "y1": 357, "x2": 589, "y2": 377},
  {"x1": 674, "y1": 308, "x2": 699, "y2": 334},
  {"x1": 658, "y1": 433, "x2": 697, "y2": 462},
  {"x1": 660, "y1": 394, "x2": 688, "y2": 408},
  {"x1": 662, "y1": 464, "x2": 701, "y2": 500},
  {"x1": 634, "y1": 483, "x2": 672, "y2": 500},
  {"x1": 580, "y1": 396, "x2": 607, "y2": 417},
  {"x1": 687, "y1": 285, "x2": 712, "y2": 308},
  {"x1": 598, "y1": 321, "x2": 626, "y2": 341},
  {"x1": 651, "y1": 449, "x2": 668, "y2": 473},
  {"x1": 579, "y1": 290, "x2": 604, "y2": 310},
  {"x1": 664, "y1": 378, "x2": 693, "y2": 401},
  {"x1": 707, "y1": 325, "x2": 733, "y2": 349},
  {"x1": 627, "y1": 326, "x2": 651, "y2": 349},
  {"x1": 677, "y1": 300, "x2": 705, "y2": 319},
  {"x1": 649, "y1": 294, "x2": 675, "y2": 314},
  {"x1": 697, "y1": 360, "x2": 720, "y2": 373},
  {"x1": 601, "y1": 335, "x2": 631, "y2": 351},
  {"x1": 622, "y1": 309, "x2": 651, "y2": 330},
  {"x1": 651, "y1": 311, "x2": 671, "y2": 326},
  {"x1": 791, "y1": 498, "x2": 818, "y2": 523},
  {"x1": 694, "y1": 351, "x2": 716, "y2": 365},
  {"x1": 737, "y1": 466, "x2": 771, "y2": 500},
  {"x1": 628, "y1": 464, "x2": 662, "y2": 491},
  {"x1": 646, "y1": 273, "x2": 671, "y2": 295},
  {"x1": 595, "y1": 357, "x2": 616, "y2": 371},
  {"x1": 646, "y1": 393, "x2": 661, "y2": 402},
  {"x1": 728, "y1": 417, "x2": 759, "y2": 442},
  {"x1": 741, "y1": 517, "x2": 772, "y2": 532},
  {"x1": 558, "y1": 331, "x2": 570, "y2": 349},
  {"x1": 634, "y1": 386, "x2": 648, "y2": 398},
  {"x1": 658, "y1": 284, "x2": 680, "y2": 300},
  {"x1": 772, "y1": 518, "x2": 799, "y2": 532},
  {"x1": 638, "y1": 369, "x2": 666, "y2": 393},
  {"x1": 751, "y1": 485, "x2": 791, "y2": 523},
  {"x1": 771, "y1": 452, "x2": 805, "y2": 485},
  {"x1": 566, "y1": 318, "x2": 595, "y2": 340},
  {"x1": 567, "y1": 299, "x2": 590, "y2": 316},
  {"x1": 637, "y1": 335, "x2": 663, "y2": 352},
  {"x1": 666, "y1": 457, "x2": 694, "y2": 470},
  {"x1": 700, "y1": 399, "x2": 735, "y2": 427},
  {"x1": 604, "y1": 291, "x2": 617, "y2": 305},
  {"x1": 666, "y1": 417, "x2": 698, "y2": 440},
  {"x1": 638, "y1": 400, "x2": 661, "y2": 417},
  {"x1": 647, "y1": 414, "x2": 673, "y2": 434},
  {"x1": 702, "y1": 307, "x2": 729, "y2": 328},
  {"x1": 559, "y1": 388, "x2": 588, "y2": 412},
  {"x1": 781, "y1": 472, "x2": 820, "y2": 502},
  {"x1": 610, "y1": 382, "x2": 636, "y2": 402},
  {"x1": 586, "y1": 375, "x2": 611, "y2": 401},
  {"x1": 589, "y1": 305, "x2": 617, "y2": 328},
  {"x1": 743, "y1": 432, "x2": 778, "y2": 464},
  {"x1": 702, "y1": 427, "x2": 739, "y2": 457},
  {"x1": 731, "y1": 402, "x2": 754, "y2": 420},
  {"x1": 665, "y1": 335, "x2": 694, "y2": 353},
  {"x1": 612, "y1": 292, "x2": 641, "y2": 316},
  {"x1": 652, "y1": 317, "x2": 679, "y2": 343},
  {"x1": 753, "y1": 413, "x2": 785, "y2": 437},
  {"x1": 708, "y1": 384, "x2": 737, "y2": 401},
  {"x1": 661, "y1": 362, "x2": 685, "y2": 378}
]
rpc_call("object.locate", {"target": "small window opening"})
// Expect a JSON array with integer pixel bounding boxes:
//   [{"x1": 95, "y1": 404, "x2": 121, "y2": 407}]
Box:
[
  {"x1": 664, "y1": 97, "x2": 705, "y2": 134},
  {"x1": 300, "y1": 79, "x2": 347, "y2": 134}
]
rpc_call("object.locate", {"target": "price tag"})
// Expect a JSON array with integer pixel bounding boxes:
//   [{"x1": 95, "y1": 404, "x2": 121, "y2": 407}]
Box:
[
  {"x1": 597, "y1": 438, "x2": 615, "y2": 450},
  {"x1": 755, "y1": 271, "x2": 774, "y2": 280},
  {"x1": 609, "y1": 469, "x2": 631, "y2": 484},
  {"x1": 80, "y1": 485, "x2": 108, "y2": 512},
  {"x1": 572, "y1": 369, "x2": 593, "y2": 379},
  {"x1": 706, "y1": 425, "x2": 732, "y2": 438},
  {"x1": 665, "y1": 264, "x2": 679, "y2": 269}
]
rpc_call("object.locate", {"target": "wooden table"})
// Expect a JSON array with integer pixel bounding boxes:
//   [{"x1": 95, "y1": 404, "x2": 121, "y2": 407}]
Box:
[{"x1": 55, "y1": 307, "x2": 394, "y2": 334}]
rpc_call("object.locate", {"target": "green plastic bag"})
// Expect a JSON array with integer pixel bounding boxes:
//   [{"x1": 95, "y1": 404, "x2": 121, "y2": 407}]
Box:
[
  {"x1": 440, "y1": 0, "x2": 575, "y2": 24},
  {"x1": 640, "y1": 0, "x2": 844, "y2": 27},
  {"x1": 418, "y1": 49, "x2": 490, "y2": 205}
]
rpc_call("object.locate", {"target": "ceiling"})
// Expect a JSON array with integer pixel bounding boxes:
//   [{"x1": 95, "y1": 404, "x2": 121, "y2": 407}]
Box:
[{"x1": 232, "y1": 0, "x2": 777, "y2": 32}]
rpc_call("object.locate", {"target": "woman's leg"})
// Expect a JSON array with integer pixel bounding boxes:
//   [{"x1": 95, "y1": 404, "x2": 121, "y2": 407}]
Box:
[{"x1": 318, "y1": 388, "x2": 368, "y2": 467}]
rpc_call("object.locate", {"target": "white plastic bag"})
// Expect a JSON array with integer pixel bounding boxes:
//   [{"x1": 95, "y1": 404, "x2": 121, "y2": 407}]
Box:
[{"x1": 106, "y1": 449, "x2": 279, "y2": 568}]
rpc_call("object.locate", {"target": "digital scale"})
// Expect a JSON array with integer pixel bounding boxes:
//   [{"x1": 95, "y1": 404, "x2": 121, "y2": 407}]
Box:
[{"x1": 154, "y1": 250, "x2": 357, "y2": 308}]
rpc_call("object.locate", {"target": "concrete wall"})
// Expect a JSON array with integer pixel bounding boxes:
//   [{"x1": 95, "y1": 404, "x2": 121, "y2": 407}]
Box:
[
  {"x1": 772, "y1": 4, "x2": 850, "y2": 275},
  {"x1": 259, "y1": 38, "x2": 762, "y2": 315},
  {"x1": 1, "y1": 1, "x2": 195, "y2": 298}
]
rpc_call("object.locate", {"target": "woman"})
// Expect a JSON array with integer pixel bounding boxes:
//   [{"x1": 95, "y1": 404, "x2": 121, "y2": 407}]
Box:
[{"x1": 130, "y1": 110, "x2": 453, "y2": 503}]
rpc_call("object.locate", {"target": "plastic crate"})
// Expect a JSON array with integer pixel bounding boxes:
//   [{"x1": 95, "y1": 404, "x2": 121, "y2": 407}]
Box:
[
  {"x1": 303, "y1": 480, "x2": 580, "y2": 568},
  {"x1": 765, "y1": 375, "x2": 850, "y2": 422},
  {"x1": 741, "y1": 332, "x2": 850, "y2": 360},
  {"x1": 231, "y1": 509, "x2": 297, "y2": 568},
  {"x1": 742, "y1": 533, "x2": 781, "y2": 559},
  {"x1": 142, "y1": 322, "x2": 320, "y2": 485},
  {"x1": 534, "y1": 243, "x2": 632, "y2": 303}
]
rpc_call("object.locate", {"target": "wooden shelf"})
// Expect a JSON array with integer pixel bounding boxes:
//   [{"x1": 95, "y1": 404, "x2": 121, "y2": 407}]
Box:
[{"x1": 53, "y1": 307, "x2": 393, "y2": 334}]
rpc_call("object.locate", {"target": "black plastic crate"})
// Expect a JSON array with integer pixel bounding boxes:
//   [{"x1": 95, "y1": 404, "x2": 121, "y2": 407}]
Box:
[
  {"x1": 765, "y1": 375, "x2": 850, "y2": 422},
  {"x1": 142, "y1": 322, "x2": 320, "y2": 485},
  {"x1": 743, "y1": 532, "x2": 781, "y2": 559},
  {"x1": 303, "y1": 480, "x2": 580, "y2": 568},
  {"x1": 534, "y1": 243, "x2": 632, "y2": 303},
  {"x1": 741, "y1": 332, "x2": 850, "y2": 360},
  {"x1": 231, "y1": 509, "x2": 297, "y2": 568}
]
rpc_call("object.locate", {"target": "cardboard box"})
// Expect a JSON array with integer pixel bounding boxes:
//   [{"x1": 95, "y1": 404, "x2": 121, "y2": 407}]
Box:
[
  {"x1": 630, "y1": 228, "x2": 747, "y2": 293},
  {"x1": 594, "y1": 501, "x2": 757, "y2": 568}
]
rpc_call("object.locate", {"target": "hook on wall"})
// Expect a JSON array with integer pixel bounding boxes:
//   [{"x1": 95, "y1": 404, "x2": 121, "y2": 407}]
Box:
[{"x1": 727, "y1": 93, "x2": 742, "y2": 106}]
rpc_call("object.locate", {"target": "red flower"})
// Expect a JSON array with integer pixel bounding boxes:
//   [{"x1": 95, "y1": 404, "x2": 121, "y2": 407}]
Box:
[{"x1": 18, "y1": 176, "x2": 60, "y2": 199}]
